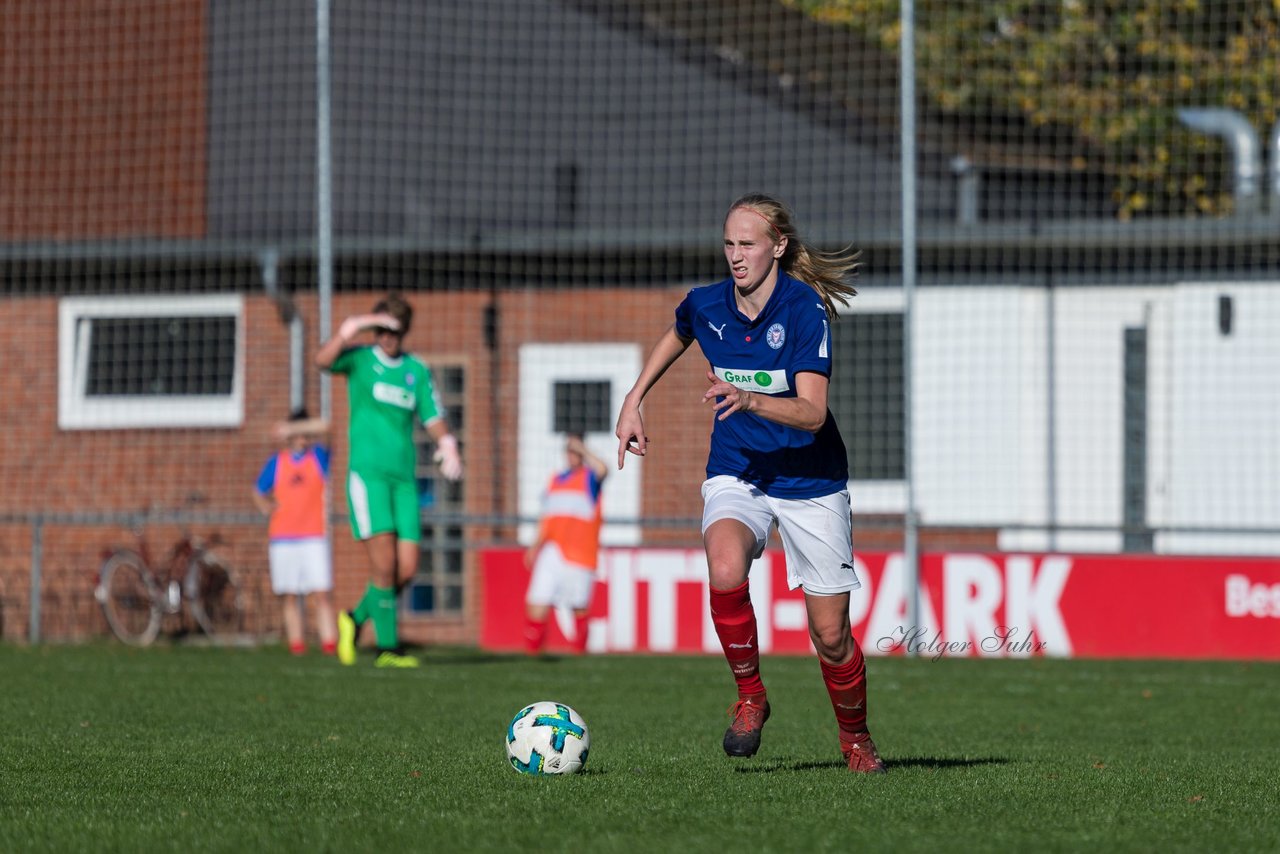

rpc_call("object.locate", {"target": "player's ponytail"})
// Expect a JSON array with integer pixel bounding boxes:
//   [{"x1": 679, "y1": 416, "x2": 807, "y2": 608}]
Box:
[{"x1": 727, "y1": 193, "x2": 858, "y2": 319}]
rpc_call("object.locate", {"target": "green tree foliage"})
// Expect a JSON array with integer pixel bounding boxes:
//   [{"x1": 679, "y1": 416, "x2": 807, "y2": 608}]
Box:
[{"x1": 788, "y1": 0, "x2": 1280, "y2": 218}]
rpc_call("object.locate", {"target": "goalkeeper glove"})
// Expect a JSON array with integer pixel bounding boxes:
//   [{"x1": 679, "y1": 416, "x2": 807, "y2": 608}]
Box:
[{"x1": 433, "y1": 434, "x2": 463, "y2": 481}]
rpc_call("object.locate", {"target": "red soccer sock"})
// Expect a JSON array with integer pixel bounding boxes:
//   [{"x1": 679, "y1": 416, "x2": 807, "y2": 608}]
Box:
[
  {"x1": 820, "y1": 638, "x2": 869, "y2": 738},
  {"x1": 709, "y1": 580, "x2": 766, "y2": 699},
  {"x1": 288, "y1": 640, "x2": 306, "y2": 656},
  {"x1": 572, "y1": 614, "x2": 590, "y2": 655},
  {"x1": 320, "y1": 640, "x2": 337, "y2": 656},
  {"x1": 523, "y1": 613, "x2": 549, "y2": 655}
]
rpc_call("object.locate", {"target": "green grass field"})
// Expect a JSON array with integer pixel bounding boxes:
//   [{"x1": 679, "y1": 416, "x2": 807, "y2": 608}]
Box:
[{"x1": 1, "y1": 644, "x2": 1277, "y2": 853}]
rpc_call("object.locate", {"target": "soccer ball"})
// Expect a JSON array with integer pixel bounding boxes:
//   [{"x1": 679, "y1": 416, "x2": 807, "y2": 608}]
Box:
[{"x1": 505, "y1": 701, "x2": 591, "y2": 775}]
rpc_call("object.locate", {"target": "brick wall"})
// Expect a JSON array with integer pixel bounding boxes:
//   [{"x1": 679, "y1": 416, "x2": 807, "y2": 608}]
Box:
[
  {"x1": 2, "y1": 286, "x2": 728, "y2": 644},
  {"x1": 0, "y1": 0, "x2": 206, "y2": 239},
  {"x1": 3, "y1": 285, "x2": 992, "y2": 644}
]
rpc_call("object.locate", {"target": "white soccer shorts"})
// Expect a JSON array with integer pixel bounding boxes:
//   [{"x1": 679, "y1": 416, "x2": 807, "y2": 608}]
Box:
[
  {"x1": 526, "y1": 541, "x2": 597, "y2": 610},
  {"x1": 700, "y1": 475, "x2": 860, "y2": 595},
  {"x1": 267, "y1": 537, "x2": 333, "y2": 595}
]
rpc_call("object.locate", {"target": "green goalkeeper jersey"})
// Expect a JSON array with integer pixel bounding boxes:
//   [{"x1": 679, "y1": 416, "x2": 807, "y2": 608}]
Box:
[{"x1": 329, "y1": 345, "x2": 442, "y2": 481}]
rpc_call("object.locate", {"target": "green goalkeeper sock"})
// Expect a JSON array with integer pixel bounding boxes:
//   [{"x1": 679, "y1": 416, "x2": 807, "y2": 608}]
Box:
[
  {"x1": 367, "y1": 585, "x2": 399, "y2": 650},
  {"x1": 351, "y1": 583, "x2": 377, "y2": 625}
]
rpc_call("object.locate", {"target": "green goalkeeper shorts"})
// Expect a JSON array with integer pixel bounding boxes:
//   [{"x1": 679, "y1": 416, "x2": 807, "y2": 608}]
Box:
[{"x1": 346, "y1": 470, "x2": 421, "y2": 542}]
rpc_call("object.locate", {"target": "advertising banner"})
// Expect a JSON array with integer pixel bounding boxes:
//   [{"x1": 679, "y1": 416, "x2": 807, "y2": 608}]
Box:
[{"x1": 480, "y1": 548, "x2": 1280, "y2": 659}]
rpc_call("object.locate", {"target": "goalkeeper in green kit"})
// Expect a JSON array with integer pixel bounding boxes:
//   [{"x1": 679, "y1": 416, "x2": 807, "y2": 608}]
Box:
[{"x1": 316, "y1": 293, "x2": 463, "y2": 668}]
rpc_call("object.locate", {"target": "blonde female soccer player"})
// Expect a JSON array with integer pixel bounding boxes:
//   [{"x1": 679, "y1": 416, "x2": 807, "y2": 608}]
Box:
[{"x1": 615, "y1": 193, "x2": 885, "y2": 773}]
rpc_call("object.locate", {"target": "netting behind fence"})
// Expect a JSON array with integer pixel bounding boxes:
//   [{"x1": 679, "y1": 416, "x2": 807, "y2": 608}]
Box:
[{"x1": 3, "y1": 0, "x2": 1278, "y2": 642}]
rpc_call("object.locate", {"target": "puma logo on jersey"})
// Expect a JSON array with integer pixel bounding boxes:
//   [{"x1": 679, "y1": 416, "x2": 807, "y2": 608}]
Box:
[{"x1": 707, "y1": 321, "x2": 727, "y2": 340}]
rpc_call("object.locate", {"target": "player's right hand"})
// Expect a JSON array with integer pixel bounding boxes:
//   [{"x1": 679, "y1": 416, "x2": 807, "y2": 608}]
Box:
[
  {"x1": 366, "y1": 312, "x2": 401, "y2": 332},
  {"x1": 338, "y1": 313, "x2": 400, "y2": 342},
  {"x1": 615, "y1": 408, "x2": 648, "y2": 469}
]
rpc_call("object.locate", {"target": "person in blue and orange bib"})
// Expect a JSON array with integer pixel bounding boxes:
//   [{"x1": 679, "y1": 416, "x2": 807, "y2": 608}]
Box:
[
  {"x1": 615, "y1": 192, "x2": 886, "y2": 773},
  {"x1": 252, "y1": 408, "x2": 337, "y2": 656},
  {"x1": 523, "y1": 433, "x2": 609, "y2": 655}
]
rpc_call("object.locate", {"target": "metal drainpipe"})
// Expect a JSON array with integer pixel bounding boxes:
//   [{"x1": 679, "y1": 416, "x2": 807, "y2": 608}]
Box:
[
  {"x1": 1270, "y1": 119, "x2": 1280, "y2": 214},
  {"x1": 259, "y1": 249, "x2": 305, "y2": 414},
  {"x1": 951, "y1": 156, "x2": 979, "y2": 225},
  {"x1": 1176, "y1": 108, "x2": 1262, "y2": 216}
]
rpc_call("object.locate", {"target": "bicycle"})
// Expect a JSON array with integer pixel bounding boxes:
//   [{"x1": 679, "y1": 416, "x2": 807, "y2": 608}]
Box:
[{"x1": 94, "y1": 525, "x2": 245, "y2": 646}]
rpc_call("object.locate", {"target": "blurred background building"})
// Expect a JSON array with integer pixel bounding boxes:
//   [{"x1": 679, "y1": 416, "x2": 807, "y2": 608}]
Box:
[{"x1": 2, "y1": 0, "x2": 1277, "y2": 647}]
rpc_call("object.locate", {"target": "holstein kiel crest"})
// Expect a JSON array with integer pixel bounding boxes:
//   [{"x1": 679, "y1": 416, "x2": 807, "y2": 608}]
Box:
[{"x1": 766, "y1": 323, "x2": 786, "y2": 349}]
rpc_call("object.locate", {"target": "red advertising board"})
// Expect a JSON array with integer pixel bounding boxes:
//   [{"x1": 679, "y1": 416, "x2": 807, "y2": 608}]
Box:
[{"x1": 481, "y1": 548, "x2": 1280, "y2": 659}]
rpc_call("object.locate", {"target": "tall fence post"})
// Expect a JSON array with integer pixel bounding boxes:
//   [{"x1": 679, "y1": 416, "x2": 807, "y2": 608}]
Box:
[
  {"x1": 29, "y1": 517, "x2": 43, "y2": 644},
  {"x1": 315, "y1": 0, "x2": 334, "y2": 422},
  {"x1": 900, "y1": 0, "x2": 922, "y2": 646}
]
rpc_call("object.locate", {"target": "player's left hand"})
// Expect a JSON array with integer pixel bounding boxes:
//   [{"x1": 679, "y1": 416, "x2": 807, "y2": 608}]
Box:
[
  {"x1": 704, "y1": 371, "x2": 753, "y2": 421},
  {"x1": 434, "y1": 434, "x2": 463, "y2": 481}
]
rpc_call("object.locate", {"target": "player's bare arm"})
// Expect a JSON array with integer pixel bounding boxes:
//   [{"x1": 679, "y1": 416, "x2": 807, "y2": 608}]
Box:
[
  {"x1": 314, "y1": 312, "x2": 401, "y2": 368},
  {"x1": 616, "y1": 325, "x2": 693, "y2": 468},
  {"x1": 251, "y1": 489, "x2": 275, "y2": 517},
  {"x1": 704, "y1": 369, "x2": 829, "y2": 433},
  {"x1": 523, "y1": 532, "x2": 545, "y2": 568},
  {"x1": 569, "y1": 436, "x2": 611, "y2": 482},
  {"x1": 272, "y1": 417, "x2": 330, "y2": 442}
]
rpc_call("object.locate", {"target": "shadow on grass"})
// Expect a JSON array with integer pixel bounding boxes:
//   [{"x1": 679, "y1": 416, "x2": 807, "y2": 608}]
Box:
[
  {"x1": 404, "y1": 646, "x2": 532, "y2": 665},
  {"x1": 412, "y1": 648, "x2": 606, "y2": 666},
  {"x1": 733, "y1": 755, "x2": 1012, "y2": 773}
]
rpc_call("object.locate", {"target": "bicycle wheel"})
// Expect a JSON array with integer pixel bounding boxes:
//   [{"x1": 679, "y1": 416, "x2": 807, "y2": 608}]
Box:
[
  {"x1": 186, "y1": 552, "x2": 244, "y2": 640},
  {"x1": 95, "y1": 550, "x2": 162, "y2": 646}
]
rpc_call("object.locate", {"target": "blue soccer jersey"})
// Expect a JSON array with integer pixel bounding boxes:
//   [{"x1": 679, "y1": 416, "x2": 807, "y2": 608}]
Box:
[{"x1": 674, "y1": 270, "x2": 849, "y2": 498}]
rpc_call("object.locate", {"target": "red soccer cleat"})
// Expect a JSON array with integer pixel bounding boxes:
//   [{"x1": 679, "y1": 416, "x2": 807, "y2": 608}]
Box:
[
  {"x1": 723, "y1": 697, "x2": 771, "y2": 757},
  {"x1": 841, "y1": 732, "x2": 887, "y2": 774}
]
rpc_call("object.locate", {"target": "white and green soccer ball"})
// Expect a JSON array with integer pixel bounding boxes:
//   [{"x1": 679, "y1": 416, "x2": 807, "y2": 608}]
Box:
[{"x1": 505, "y1": 701, "x2": 590, "y2": 775}]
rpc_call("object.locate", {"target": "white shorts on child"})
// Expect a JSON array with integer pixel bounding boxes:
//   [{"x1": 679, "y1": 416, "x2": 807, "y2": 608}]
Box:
[
  {"x1": 700, "y1": 475, "x2": 861, "y2": 595},
  {"x1": 526, "y1": 541, "x2": 597, "y2": 610},
  {"x1": 268, "y1": 538, "x2": 333, "y2": 594}
]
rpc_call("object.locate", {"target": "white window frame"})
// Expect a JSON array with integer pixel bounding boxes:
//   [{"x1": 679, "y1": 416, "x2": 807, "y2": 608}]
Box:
[
  {"x1": 517, "y1": 343, "x2": 642, "y2": 547},
  {"x1": 58, "y1": 294, "x2": 245, "y2": 430}
]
